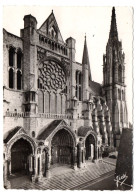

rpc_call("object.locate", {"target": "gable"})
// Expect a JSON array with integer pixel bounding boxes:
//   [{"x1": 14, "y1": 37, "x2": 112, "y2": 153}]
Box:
[
  {"x1": 4, "y1": 126, "x2": 27, "y2": 143},
  {"x1": 38, "y1": 11, "x2": 64, "y2": 44}
]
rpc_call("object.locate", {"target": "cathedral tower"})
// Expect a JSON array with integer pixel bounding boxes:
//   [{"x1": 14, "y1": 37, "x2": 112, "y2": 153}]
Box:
[
  {"x1": 82, "y1": 35, "x2": 91, "y2": 101},
  {"x1": 103, "y1": 7, "x2": 128, "y2": 147}
]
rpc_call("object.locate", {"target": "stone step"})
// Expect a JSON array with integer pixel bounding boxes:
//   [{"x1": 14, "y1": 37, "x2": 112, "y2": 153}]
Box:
[{"x1": 12, "y1": 162, "x2": 115, "y2": 190}]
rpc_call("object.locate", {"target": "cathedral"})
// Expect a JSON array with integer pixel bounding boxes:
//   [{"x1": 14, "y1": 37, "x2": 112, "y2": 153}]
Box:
[{"x1": 3, "y1": 7, "x2": 128, "y2": 186}]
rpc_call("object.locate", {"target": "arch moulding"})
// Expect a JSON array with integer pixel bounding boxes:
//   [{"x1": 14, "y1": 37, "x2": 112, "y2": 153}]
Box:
[
  {"x1": 47, "y1": 125, "x2": 77, "y2": 148},
  {"x1": 6, "y1": 133, "x2": 37, "y2": 159}
]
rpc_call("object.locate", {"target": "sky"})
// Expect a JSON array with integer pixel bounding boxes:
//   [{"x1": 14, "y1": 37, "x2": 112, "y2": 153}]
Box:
[{"x1": 3, "y1": 6, "x2": 133, "y2": 123}]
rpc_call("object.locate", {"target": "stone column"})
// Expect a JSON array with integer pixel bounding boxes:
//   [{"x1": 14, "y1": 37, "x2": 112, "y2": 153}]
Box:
[
  {"x1": 81, "y1": 147, "x2": 86, "y2": 167},
  {"x1": 46, "y1": 153, "x2": 51, "y2": 178},
  {"x1": 99, "y1": 147, "x2": 103, "y2": 159},
  {"x1": 39, "y1": 155, "x2": 43, "y2": 178},
  {"x1": 32, "y1": 155, "x2": 35, "y2": 175},
  {"x1": 8, "y1": 160, "x2": 11, "y2": 175},
  {"x1": 4, "y1": 160, "x2": 11, "y2": 189},
  {"x1": 94, "y1": 146, "x2": 98, "y2": 161},
  {"x1": 34, "y1": 156, "x2": 38, "y2": 177},
  {"x1": 91, "y1": 144, "x2": 94, "y2": 160},
  {"x1": 72, "y1": 147, "x2": 77, "y2": 170},
  {"x1": 29, "y1": 154, "x2": 33, "y2": 176},
  {"x1": 77, "y1": 143, "x2": 82, "y2": 168},
  {"x1": 31, "y1": 156, "x2": 37, "y2": 182}
]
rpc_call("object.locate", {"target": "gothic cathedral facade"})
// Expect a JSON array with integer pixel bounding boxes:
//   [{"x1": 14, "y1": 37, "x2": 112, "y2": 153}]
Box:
[{"x1": 3, "y1": 7, "x2": 128, "y2": 185}]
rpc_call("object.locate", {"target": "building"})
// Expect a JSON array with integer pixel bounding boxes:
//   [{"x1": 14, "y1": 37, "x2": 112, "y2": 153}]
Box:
[{"x1": 3, "y1": 7, "x2": 128, "y2": 187}]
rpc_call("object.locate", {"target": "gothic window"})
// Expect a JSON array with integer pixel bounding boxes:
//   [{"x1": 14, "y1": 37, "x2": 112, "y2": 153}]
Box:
[
  {"x1": 75, "y1": 71, "x2": 78, "y2": 98},
  {"x1": 17, "y1": 70, "x2": 22, "y2": 90},
  {"x1": 79, "y1": 86, "x2": 82, "y2": 101},
  {"x1": 124, "y1": 91, "x2": 125, "y2": 101},
  {"x1": 55, "y1": 43, "x2": 57, "y2": 51},
  {"x1": 37, "y1": 78, "x2": 40, "y2": 88},
  {"x1": 17, "y1": 50, "x2": 22, "y2": 69},
  {"x1": 66, "y1": 49, "x2": 67, "y2": 55},
  {"x1": 79, "y1": 72, "x2": 82, "y2": 85},
  {"x1": 32, "y1": 131, "x2": 35, "y2": 138},
  {"x1": 48, "y1": 40, "x2": 51, "y2": 49},
  {"x1": 52, "y1": 42, "x2": 54, "y2": 50},
  {"x1": 118, "y1": 65, "x2": 122, "y2": 83},
  {"x1": 38, "y1": 60, "x2": 66, "y2": 91},
  {"x1": 38, "y1": 90, "x2": 44, "y2": 113},
  {"x1": 118, "y1": 89, "x2": 121, "y2": 100},
  {"x1": 41, "y1": 36, "x2": 44, "y2": 43},
  {"x1": 105, "y1": 90, "x2": 108, "y2": 101},
  {"x1": 9, "y1": 47, "x2": 15, "y2": 67},
  {"x1": 25, "y1": 92, "x2": 29, "y2": 102},
  {"x1": 104, "y1": 69, "x2": 107, "y2": 85},
  {"x1": 51, "y1": 29, "x2": 54, "y2": 38},
  {"x1": 31, "y1": 92, "x2": 35, "y2": 101},
  {"x1": 122, "y1": 90, "x2": 125, "y2": 101},
  {"x1": 9, "y1": 68, "x2": 14, "y2": 89},
  {"x1": 120, "y1": 103, "x2": 123, "y2": 122},
  {"x1": 75, "y1": 85, "x2": 78, "y2": 98},
  {"x1": 75, "y1": 71, "x2": 82, "y2": 101},
  {"x1": 38, "y1": 60, "x2": 66, "y2": 114}
]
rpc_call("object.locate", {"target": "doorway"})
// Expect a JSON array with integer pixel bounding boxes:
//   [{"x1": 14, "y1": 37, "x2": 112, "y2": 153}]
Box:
[{"x1": 11, "y1": 138, "x2": 32, "y2": 175}]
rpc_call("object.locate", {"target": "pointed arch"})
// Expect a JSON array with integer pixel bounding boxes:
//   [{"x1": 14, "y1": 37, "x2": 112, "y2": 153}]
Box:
[
  {"x1": 124, "y1": 103, "x2": 128, "y2": 124},
  {"x1": 17, "y1": 49, "x2": 22, "y2": 69},
  {"x1": 75, "y1": 71, "x2": 82, "y2": 101},
  {"x1": 48, "y1": 125, "x2": 76, "y2": 148},
  {"x1": 118, "y1": 65, "x2": 122, "y2": 83},
  {"x1": 17, "y1": 70, "x2": 22, "y2": 90},
  {"x1": 44, "y1": 91, "x2": 50, "y2": 113},
  {"x1": 114, "y1": 102, "x2": 119, "y2": 123},
  {"x1": 120, "y1": 102, "x2": 123, "y2": 123},
  {"x1": 9, "y1": 68, "x2": 14, "y2": 89},
  {"x1": 50, "y1": 92, "x2": 56, "y2": 113},
  {"x1": 9, "y1": 46, "x2": 15, "y2": 67},
  {"x1": 38, "y1": 90, "x2": 44, "y2": 113},
  {"x1": 118, "y1": 89, "x2": 121, "y2": 100},
  {"x1": 57, "y1": 93, "x2": 61, "y2": 114}
]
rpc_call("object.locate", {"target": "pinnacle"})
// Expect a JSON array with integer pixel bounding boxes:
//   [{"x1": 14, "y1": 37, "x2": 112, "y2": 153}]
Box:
[
  {"x1": 82, "y1": 35, "x2": 92, "y2": 81},
  {"x1": 109, "y1": 7, "x2": 118, "y2": 41}
]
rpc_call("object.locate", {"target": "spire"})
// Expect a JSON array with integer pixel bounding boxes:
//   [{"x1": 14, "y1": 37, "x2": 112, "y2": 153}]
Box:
[
  {"x1": 109, "y1": 7, "x2": 118, "y2": 41},
  {"x1": 82, "y1": 35, "x2": 92, "y2": 81}
]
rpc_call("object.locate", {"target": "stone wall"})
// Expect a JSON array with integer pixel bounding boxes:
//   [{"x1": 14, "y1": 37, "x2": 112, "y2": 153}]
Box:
[{"x1": 3, "y1": 117, "x2": 24, "y2": 134}]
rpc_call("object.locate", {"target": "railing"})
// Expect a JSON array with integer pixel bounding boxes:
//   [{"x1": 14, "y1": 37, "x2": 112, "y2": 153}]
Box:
[
  {"x1": 38, "y1": 113, "x2": 73, "y2": 119},
  {"x1": 5, "y1": 111, "x2": 30, "y2": 117},
  {"x1": 5, "y1": 111, "x2": 73, "y2": 119}
]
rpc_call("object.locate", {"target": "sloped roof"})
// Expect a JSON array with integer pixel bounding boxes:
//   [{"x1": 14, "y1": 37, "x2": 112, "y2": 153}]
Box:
[
  {"x1": 4, "y1": 126, "x2": 22, "y2": 143},
  {"x1": 38, "y1": 11, "x2": 64, "y2": 44},
  {"x1": 89, "y1": 80, "x2": 102, "y2": 96},
  {"x1": 37, "y1": 120, "x2": 62, "y2": 140},
  {"x1": 78, "y1": 126, "x2": 95, "y2": 137}
]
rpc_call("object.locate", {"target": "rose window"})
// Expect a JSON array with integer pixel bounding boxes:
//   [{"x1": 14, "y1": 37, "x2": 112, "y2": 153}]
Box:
[{"x1": 38, "y1": 60, "x2": 66, "y2": 91}]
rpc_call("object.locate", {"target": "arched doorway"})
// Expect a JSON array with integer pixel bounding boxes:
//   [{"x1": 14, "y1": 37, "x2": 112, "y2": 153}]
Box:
[
  {"x1": 85, "y1": 134, "x2": 96, "y2": 160},
  {"x1": 11, "y1": 138, "x2": 32, "y2": 175},
  {"x1": 51, "y1": 129, "x2": 74, "y2": 166}
]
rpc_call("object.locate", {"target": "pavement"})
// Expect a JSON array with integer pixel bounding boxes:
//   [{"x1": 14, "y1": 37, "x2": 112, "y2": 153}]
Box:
[
  {"x1": 8, "y1": 159, "x2": 116, "y2": 190},
  {"x1": 103, "y1": 157, "x2": 117, "y2": 165},
  {"x1": 82, "y1": 173, "x2": 116, "y2": 190}
]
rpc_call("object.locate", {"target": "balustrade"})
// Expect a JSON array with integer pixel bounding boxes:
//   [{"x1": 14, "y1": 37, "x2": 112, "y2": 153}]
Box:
[{"x1": 5, "y1": 111, "x2": 73, "y2": 119}]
